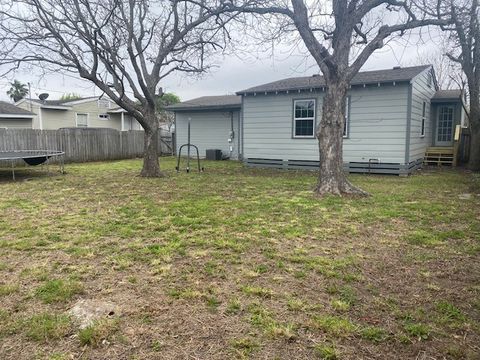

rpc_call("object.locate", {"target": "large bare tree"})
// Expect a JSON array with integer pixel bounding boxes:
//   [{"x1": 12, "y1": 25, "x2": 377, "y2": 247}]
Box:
[
  {"x1": 0, "y1": 0, "x2": 235, "y2": 176},
  {"x1": 434, "y1": 0, "x2": 480, "y2": 171},
  {"x1": 413, "y1": 42, "x2": 462, "y2": 90},
  {"x1": 230, "y1": 0, "x2": 449, "y2": 195}
]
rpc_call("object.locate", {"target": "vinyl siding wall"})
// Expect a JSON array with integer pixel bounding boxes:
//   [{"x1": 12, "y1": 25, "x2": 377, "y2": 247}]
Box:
[
  {"x1": 17, "y1": 100, "x2": 122, "y2": 130},
  {"x1": 243, "y1": 83, "x2": 409, "y2": 164},
  {"x1": 176, "y1": 110, "x2": 241, "y2": 159},
  {"x1": 122, "y1": 114, "x2": 143, "y2": 131},
  {"x1": 41, "y1": 108, "x2": 75, "y2": 129},
  {"x1": 408, "y1": 69, "x2": 436, "y2": 163},
  {"x1": 69, "y1": 101, "x2": 121, "y2": 130},
  {"x1": 17, "y1": 102, "x2": 41, "y2": 128},
  {"x1": 0, "y1": 118, "x2": 32, "y2": 129}
]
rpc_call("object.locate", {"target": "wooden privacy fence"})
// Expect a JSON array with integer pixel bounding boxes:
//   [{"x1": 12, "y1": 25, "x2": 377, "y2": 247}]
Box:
[
  {"x1": 0, "y1": 128, "x2": 172, "y2": 165},
  {"x1": 458, "y1": 127, "x2": 471, "y2": 164}
]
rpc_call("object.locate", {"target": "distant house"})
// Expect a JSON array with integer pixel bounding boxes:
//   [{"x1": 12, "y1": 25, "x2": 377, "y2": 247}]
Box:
[
  {"x1": 0, "y1": 101, "x2": 35, "y2": 129},
  {"x1": 167, "y1": 65, "x2": 467, "y2": 175},
  {"x1": 16, "y1": 97, "x2": 142, "y2": 131}
]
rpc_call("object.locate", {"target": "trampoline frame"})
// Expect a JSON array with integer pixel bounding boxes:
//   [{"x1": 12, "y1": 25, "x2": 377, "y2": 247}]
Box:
[{"x1": 0, "y1": 150, "x2": 65, "y2": 180}]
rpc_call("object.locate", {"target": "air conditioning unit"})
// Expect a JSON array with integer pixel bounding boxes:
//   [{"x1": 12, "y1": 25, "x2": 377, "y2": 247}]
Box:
[{"x1": 206, "y1": 149, "x2": 222, "y2": 160}]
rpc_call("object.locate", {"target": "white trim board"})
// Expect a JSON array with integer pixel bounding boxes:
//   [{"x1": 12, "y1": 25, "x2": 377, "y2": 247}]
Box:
[{"x1": 0, "y1": 114, "x2": 34, "y2": 118}]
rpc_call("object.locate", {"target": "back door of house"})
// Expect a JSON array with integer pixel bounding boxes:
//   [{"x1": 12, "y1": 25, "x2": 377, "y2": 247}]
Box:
[{"x1": 435, "y1": 106, "x2": 454, "y2": 147}]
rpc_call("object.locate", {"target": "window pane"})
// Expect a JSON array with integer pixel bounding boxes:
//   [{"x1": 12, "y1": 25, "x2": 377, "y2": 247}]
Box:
[
  {"x1": 77, "y1": 114, "x2": 88, "y2": 127},
  {"x1": 437, "y1": 106, "x2": 453, "y2": 142},
  {"x1": 295, "y1": 119, "x2": 314, "y2": 136},
  {"x1": 295, "y1": 100, "x2": 314, "y2": 119},
  {"x1": 307, "y1": 101, "x2": 314, "y2": 117}
]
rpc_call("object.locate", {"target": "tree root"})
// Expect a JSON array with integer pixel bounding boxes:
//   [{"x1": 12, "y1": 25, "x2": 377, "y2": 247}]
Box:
[
  {"x1": 139, "y1": 169, "x2": 166, "y2": 178},
  {"x1": 314, "y1": 178, "x2": 369, "y2": 197}
]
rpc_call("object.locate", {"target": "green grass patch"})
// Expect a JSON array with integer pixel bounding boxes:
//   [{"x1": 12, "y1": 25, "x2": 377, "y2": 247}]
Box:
[
  {"x1": 436, "y1": 301, "x2": 466, "y2": 326},
  {"x1": 35, "y1": 279, "x2": 83, "y2": 304},
  {"x1": 313, "y1": 315, "x2": 356, "y2": 337},
  {"x1": 78, "y1": 319, "x2": 119, "y2": 347},
  {"x1": 23, "y1": 313, "x2": 71, "y2": 342},
  {"x1": 241, "y1": 285, "x2": 273, "y2": 298},
  {"x1": 403, "y1": 322, "x2": 430, "y2": 340},
  {"x1": 360, "y1": 326, "x2": 389, "y2": 343},
  {"x1": 314, "y1": 343, "x2": 339, "y2": 360},
  {"x1": 231, "y1": 337, "x2": 259, "y2": 357},
  {"x1": 404, "y1": 230, "x2": 443, "y2": 246},
  {"x1": 0, "y1": 283, "x2": 19, "y2": 296}
]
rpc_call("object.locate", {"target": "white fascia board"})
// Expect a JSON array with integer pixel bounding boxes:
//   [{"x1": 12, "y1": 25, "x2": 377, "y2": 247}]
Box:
[{"x1": 0, "y1": 114, "x2": 34, "y2": 118}]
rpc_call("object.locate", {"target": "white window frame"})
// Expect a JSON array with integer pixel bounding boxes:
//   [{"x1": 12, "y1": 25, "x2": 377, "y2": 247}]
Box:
[
  {"x1": 76, "y1": 113, "x2": 89, "y2": 128},
  {"x1": 97, "y1": 98, "x2": 110, "y2": 109},
  {"x1": 293, "y1": 99, "x2": 316, "y2": 138},
  {"x1": 343, "y1": 96, "x2": 350, "y2": 138},
  {"x1": 98, "y1": 113, "x2": 110, "y2": 120},
  {"x1": 421, "y1": 101, "x2": 426, "y2": 137}
]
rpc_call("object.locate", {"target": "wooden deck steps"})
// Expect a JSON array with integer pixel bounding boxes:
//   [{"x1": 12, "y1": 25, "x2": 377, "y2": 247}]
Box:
[{"x1": 424, "y1": 147, "x2": 454, "y2": 166}]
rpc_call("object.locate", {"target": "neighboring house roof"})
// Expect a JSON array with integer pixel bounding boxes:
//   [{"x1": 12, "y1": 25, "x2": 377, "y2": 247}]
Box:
[
  {"x1": 432, "y1": 89, "x2": 463, "y2": 102},
  {"x1": 166, "y1": 95, "x2": 242, "y2": 111},
  {"x1": 16, "y1": 96, "x2": 109, "y2": 110},
  {"x1": 237, "y1": 65, "x2": 432, "y2": 94},
  {"x1": 0, "y1": 101, "x2": 35, "y2": 118},
  {"x1": 108, "y1": 107, "x2": 127, "y2": 114}
]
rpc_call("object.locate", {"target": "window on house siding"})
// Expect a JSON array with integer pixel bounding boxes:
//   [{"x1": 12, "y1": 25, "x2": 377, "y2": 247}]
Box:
[
  {"x1": 76, "y1": 113, "x2": 88, "y2": 127},
  {"x1": 421, "y1": 102, "x2": 426, "y2": 137},
  {"x1": 343, "y1": 97, "x2": 350, "y2": 138},
  {"x1": 98, "y1": 113, "x2": 110, "y2": 120},
  {"x1": 98, "y1": 99, "x2": 110, "y2": 109},
  {"x1": 293, "y1": 99, "x2": 315, "y2": 138}
]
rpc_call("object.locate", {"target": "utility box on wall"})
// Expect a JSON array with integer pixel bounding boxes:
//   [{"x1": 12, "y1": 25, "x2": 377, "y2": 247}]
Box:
[{"x1": 206, "y1": 149, "x2": 222, "y2": 160}]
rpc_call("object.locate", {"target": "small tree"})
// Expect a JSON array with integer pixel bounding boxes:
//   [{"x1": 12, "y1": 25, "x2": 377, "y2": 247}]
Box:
[
  {"x1": 230, "y1": 0, "x2": 449, "y2": 195},
  {"x1": 435, "y1": 0, "x2": 480, "y2": 170},
  {"x1": 0, "y1": 0, "x2": 236, "y2": 177},
  {"x1": 156, "y1": 93, "x2": 180, "y2": 131},
  {"x1": 6, "y1": 80, "x2": 28, "y2": 102},
  {"x1": 60, "y1": 93, "x2": 83, "y2": 101}
]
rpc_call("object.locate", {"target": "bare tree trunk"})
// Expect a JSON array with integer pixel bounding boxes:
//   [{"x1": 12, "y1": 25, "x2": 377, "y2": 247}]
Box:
[
  {"x1": 140, "y1": 112, "x2": 163, "y2": 177},
  {"x1": 315, "y1": 82, "x2": 368, "y2": 196},
  {"x1": 468, "y1": 111, "x2": 480, "y2": 171},
  {"x1": 469, "y1": 126, "x2": 480, "y2": 171},
  {"x1": 467, "y1": 89, "x2": 480, "y2": 171}
]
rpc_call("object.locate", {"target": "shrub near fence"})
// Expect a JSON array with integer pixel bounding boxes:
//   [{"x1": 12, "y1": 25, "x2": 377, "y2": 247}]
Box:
[{"x1": 0, "y1": 128, "x2": 172, "y2": 165}]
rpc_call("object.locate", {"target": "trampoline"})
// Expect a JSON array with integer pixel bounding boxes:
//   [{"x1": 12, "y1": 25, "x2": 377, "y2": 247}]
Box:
[{"x1": 0, "y1": 150, "x2": 65, "y2": 180}]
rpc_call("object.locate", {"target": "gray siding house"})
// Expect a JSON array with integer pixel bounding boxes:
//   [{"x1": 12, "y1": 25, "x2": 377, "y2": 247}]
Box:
[
  {"x1": 168, "y1": 65, "x2": 465, "y2": 174},
  {"x1": 16, "y1": 97, "x2": 142, "y2": 131},
  {"x1": 0, "y1": 101, "x2": 35, "y2": 129},
  {"x1": 170, "y1": 96, "x2": 242, "y2": 159}
]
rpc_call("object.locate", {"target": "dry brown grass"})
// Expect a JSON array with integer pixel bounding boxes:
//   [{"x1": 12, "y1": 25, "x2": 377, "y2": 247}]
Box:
[{"x1": 0, "y1": 158, "x2": 479, "y2": 359}]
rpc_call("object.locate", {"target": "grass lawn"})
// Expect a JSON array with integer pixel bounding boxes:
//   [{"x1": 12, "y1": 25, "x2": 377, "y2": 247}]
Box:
[{"x1": 0, "y1": 157, "x2": 479, "y2": 360}]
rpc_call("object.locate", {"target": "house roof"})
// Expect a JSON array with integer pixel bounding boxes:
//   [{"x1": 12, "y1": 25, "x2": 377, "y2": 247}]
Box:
[
  {"x1": 17, "y1": 96, "x2": 104, "y2": 108},
  {"x1": 432, "y1": 89, "x2": 463, "y2": 102},
  {"x1": 0, "y1": 101, "x2": 35, "y2": 118},
  {"x1": 237, "y1": 65, "x2": 432, "y2": 94},
  {"x1": 166, "y1": 95, "x2": 242, "y2": 111}
]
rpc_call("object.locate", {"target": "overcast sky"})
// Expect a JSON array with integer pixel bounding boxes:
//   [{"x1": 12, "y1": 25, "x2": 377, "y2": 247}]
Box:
[{"x1": 0, "y1": 33, "x2": 438, "y2": 103}]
